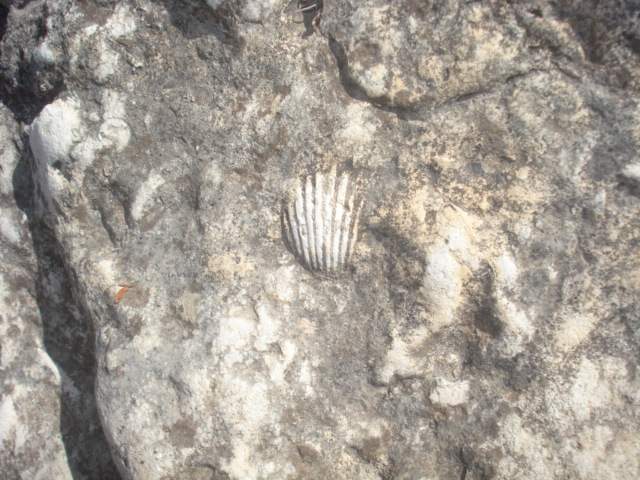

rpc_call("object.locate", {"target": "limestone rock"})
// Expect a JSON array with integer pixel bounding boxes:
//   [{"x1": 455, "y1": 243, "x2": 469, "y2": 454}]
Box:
[
  {"x1": 0, "y1": 101, "x2": 74, "y2": 480},
  {"x1": 2, "y1": 1, "x2": 639, "y2": 479}
]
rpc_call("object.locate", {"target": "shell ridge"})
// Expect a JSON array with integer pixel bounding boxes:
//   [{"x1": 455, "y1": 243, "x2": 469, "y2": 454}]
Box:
[
  {"x1": 339, "y1": 185, "x2": 356, "y2": 268},
  {"x1": 333, "y1": 173, "x2": 350, "y2": 271},
  {"x1": 323, "y1": 166, "x2": 337, "y2": 271},
  {"x1": 314, "y1": 172, "x2": 325, "y2": 271},
  {"x1": 346, "y1": 195, "x2": 363, "y2": 265},
  {"x1": 304, "y1": 175, "x2": 317, "y2": 270},
  {"x1": 294, "y1": 182, "x2": 311, "y2": 269},
  {"x1": 282, "y1": 166, "x2": 363, "y2": 274}
]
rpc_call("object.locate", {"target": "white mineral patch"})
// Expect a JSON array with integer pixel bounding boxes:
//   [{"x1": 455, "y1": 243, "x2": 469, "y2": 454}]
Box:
[
  {"x1": 500, "y1": 299, "x2": 532, "y2": 338},
  {"x1": 95, "y1": 258, "x2": 117, "y2": 286},
  {"x1": 418, "y1": 208, "x2": 480, "y2": 332},
  {"x1": 254, "y1": 301, "x2": 281, "y2": 350},
  {"x1": 380, "y1": 336, "x2": 413, "y2": 382},
  {"x1": 495, "y1": 253, "x2": 518, "y2": 286},
  {"x1": 468, "y1": 16, "x2": 516, "y2": 67},
  {"x1": 205, "y1": 0, "x2": 224, "y2": 9},
  {"x1": 408, "y1": 186, "x2": 430, "y2": 227},
  {"x1": 133, "y1": 323, "x2": 171, "y2": 358},
  {"x1": 131, "y1": 173, "x2": 165, "y2": 222},
  {"x1": 380, "y1": 326, "x2": 428, "y2": 383},
  {"x1": 299, "y1": 360, "x2": 314, "y2": 396},
  {"x1": 217, "y1": 306, "x2": 256, "y2": 353},
  {"x1": 0, "y1": 275, "x2": 10, "y2": 307},
  {"x1": 345, "y1": 417, "x2": 388, "y2": 444},
  {"x1": 495, "y1": 296, "x2": 533, "y2": 356},
  {"x1": 32, "y1": 42, "x2": 57, "y2": 65},
  {"x1": 445, "y1": 225, "x2": 472, "y2": 258},
  {"x1": 0, "y1": 209, "x2": 23, "y2": 245},
  {"x1": 82, "y1": 24, "x2": 99, "y2": 37},
  {"x1": 429, "y1": 379, "x2": 470, "y2": 406},
  {"x1": 570, "y1": 358, "x2": 611, "y2": 421},
  {"x1": 496, "y1": 413, "x2": 553, "y2": 478},
  {"x1": 513, "y1": 219, "x2": 533, "y2": 242},
  {"x1": 221, "y1": 379, "x2": 271, "y2": 478},
  {"x1": 203, "y1": 161, "x2": 223, "y2": 192},
  {"x1": 72, "y1": 90, "x2": 130, "y2": 171},
  {"x1": 265, "y1": 340, "x2": 297, "y2": 384},
  {"x1": 339, "y1": 103, "x2": 377, "y2": 144},
  {"x1": 29, "y1": 98, "x2": 82, "y2": 166},
  {"x1": 0, "y1": 287, "x2": 20, "y2": 367},
  {"x1": 621, "y1": 162, "x2": 640, "y2": 182},
  {"x1": 555, "y1": 312, "x2": 598, "y2": 353},
  {"x1": 70, "y1": 135, "x2": 101, "y2": 170},
  {"x1": 355, "y1": 62, "x2": 389, "y2": 98},
  {"x1": 0, "y1": 124, "x2": 16, "y2": 195},
  {"x1": 103, "y1": 89, "x2": 127, "y2": 120},
  {"x1": 0, "y1": 395, "x2": 23, "y2": 448},
  {"x1": 422, "y1": 244, "x2": 463, "y2": 330},
  {"x1": 241, "y1": 0, "x2": 280, "y2": 22},
  {"x1": 99, "y1": 118, "x2": 130, "y2": 152},
  {"x1": 178, "y1": 367, "x2": 214, "y2": 420},
  {"x1": 105, "y1": 4, "x2": 137, "y2": 38},
  {"x1": 178, "y1": 291, "x2": 201, "y2": 325},
  {"x1": 592, "y1": 189, "x2": 607, "y2": 216},
  {"x1": 418, "y1": 54, "x2": 449, "y2": 85},
  {"x1": 94, "y1": 39, "x2": 119, "y2": 83},
  {"x1": 571, "y1": 425, "x2": 640, "y2": 479},
  {"x1": 46, "y1": 168, "x2": 71, "y2": 199},
  {"x1": 100, "y1": 91, "x2": 130, "y2": 151},
  {"x1": 264, "y1": 265, "x2": 298, "y2": 303},
  {"x1": 143, "y1": 112, "x2": 153, "y2": 129},
  {"x1": 120, "y1": 397, "x2": 177, "y2": 476}
]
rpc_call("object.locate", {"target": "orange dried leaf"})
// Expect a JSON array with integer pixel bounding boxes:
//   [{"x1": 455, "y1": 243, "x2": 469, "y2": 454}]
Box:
[{"x1": 115, "y1": 286, "x2": 130, "y2": 304}]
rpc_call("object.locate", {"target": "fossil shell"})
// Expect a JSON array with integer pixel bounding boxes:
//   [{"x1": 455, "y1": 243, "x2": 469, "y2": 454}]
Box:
[{"x1": 282, "y1": 166, "x2": 363, "y2": 273}]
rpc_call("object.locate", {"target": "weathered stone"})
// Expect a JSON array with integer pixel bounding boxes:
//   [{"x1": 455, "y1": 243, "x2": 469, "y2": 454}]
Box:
[
  {"x1": 0, "y1": 104, "x2": 72, "y2": 480},
  {"x1": 2, "y1": 0, "x2": 640, "y2": 479}
]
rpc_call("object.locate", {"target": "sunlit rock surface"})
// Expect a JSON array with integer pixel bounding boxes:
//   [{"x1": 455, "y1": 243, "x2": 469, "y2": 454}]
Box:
[{"x1": 1, "y1": 1, "x2": 639, "y2": 479}]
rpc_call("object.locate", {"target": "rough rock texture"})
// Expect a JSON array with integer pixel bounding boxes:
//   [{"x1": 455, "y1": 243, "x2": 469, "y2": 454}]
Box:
[
  {"x1": 0, "y1": 89, "x2": 120, "y2": 480},
  {"x1": 1, "y1": 0, "x2": 640, "y2": 479},
  {"x1": 0, "y1": 102, "x2": 117, "y2": 479},
  {"x1": 0, "y1": 103, "x2": 74, "y2": 480}
]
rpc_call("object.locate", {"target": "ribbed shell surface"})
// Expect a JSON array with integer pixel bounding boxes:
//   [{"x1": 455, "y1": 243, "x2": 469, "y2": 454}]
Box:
[{"x1": 282, "y1": 167, "x2": 362, "y2": 273}]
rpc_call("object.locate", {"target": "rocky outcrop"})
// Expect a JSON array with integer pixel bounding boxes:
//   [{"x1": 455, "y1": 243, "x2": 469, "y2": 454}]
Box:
[
  {"x1": 0, "y1": 102, "x2": 118, "y2": 479},
  {"x1": 1, "y1": 1, "x2": 639, "y2": 479},
  {"x1": 0, "y1": 101, "x2": 74, "y2": 480}
]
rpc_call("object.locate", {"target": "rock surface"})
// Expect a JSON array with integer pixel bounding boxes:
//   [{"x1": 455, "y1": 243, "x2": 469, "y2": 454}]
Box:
[
  {"x1": 1, "y1": 1, "x2": 639, "y2": 479},
  {"x1": 0, "y1": 102, "x2": 74, "y2": 480},
  {"x1": 0, "y1": 102, "x2": 117, "y2": 479}
]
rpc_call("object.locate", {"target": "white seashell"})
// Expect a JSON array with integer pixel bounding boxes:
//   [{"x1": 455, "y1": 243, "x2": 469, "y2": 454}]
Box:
[{"x1": 282, "y1": 166, "x2": 363, "y2": 273}]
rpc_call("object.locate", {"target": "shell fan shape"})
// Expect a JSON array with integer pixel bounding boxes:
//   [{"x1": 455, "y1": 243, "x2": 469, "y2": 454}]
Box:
[{"x1": 282, "y1": 167, "x2": 363, "y2": 273}]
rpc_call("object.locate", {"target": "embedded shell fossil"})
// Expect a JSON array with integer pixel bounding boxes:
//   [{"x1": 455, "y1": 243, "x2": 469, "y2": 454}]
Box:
[{"x1": 282, "y1": 166, "x2": 363, "y2": 273}]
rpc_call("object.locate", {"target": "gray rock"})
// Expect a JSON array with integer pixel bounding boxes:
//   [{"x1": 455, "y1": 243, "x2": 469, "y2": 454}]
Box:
[
  {"x1": 2, "y1": 0, "x2": 640, "y2": 479},
  {"x1": 0, "y1": 100, "x2": 119, "y2": 479},
  {"x1": 0, "y1": 104, "x2": 72, "y2": 480}
]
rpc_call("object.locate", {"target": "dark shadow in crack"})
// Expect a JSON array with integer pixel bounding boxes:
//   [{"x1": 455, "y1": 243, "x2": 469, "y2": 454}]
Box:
[
  {"x1": 160, "y1": 0, "x2": 242, "y2": 46},
  {"x1": 12, "y1": 141, "x2": 122, "y2": 480},
  {"x1": 327, "y1": 34, "x2": 424, "y2": 120},
  {"x1": 298, "y1": 0, "x2": 323, "y2": 37},
  {"x1": 0, "y1": 3, "x2": 8, "y2": 42}
]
